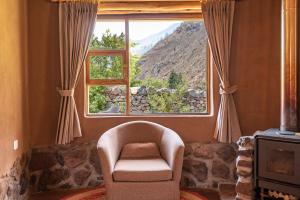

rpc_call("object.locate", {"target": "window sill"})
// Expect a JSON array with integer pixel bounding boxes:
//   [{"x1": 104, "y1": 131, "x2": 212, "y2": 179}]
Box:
[{"x1": 84, "y1": 113, "x2": 213, "y2": 119}]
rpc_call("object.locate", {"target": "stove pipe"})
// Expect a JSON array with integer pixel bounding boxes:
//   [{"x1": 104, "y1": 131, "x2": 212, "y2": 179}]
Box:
[{"x1": 280, "y1": 0, "x2": 299, "y2": 132}]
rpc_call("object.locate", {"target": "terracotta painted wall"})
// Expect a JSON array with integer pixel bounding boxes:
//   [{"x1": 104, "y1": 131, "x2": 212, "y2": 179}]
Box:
[
  {"x1": 27, "y1": 0, "x2": 60, "y2": 147},
  {"x1": 28, "y1": 0, "x2": 281, "y2": 146},
  {"x1": 231, "y1": 0, "x2": 281, "y2": 136},
  {"x1": 0, "y1": 0, "x2": 29, "y2": 176}
]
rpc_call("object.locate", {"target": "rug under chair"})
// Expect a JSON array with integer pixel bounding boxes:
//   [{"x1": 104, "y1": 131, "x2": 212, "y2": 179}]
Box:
[{"x1": 61, "y1": 186, "x2": 208, "y2": 200}]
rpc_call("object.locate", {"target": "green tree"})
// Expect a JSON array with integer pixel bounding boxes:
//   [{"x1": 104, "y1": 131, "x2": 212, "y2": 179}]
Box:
[
  {"x1": 90, "y1": 55, "x2": 123, "y2": 79},
  {"x1": 89, "y1": 31, "x2": 125, "y2": 80},
  {"x1": 90, "y1": 30, "x2": 125, "y2": 49},
  {"x1": 147, "y1": 79, "x2": 190, "y2": 113},
  {"x1": 88, "y1": 86, "x2": 107, "y2": 113},
  {"x1": 168, "y1": 70, "x2": 183, "y2": 89},
  {"x1": 130, "y1": 53, "x2": 142, "y2": 87},
  {"x1": 89, "y1": 31, "x2": 126, "y2": 113}
]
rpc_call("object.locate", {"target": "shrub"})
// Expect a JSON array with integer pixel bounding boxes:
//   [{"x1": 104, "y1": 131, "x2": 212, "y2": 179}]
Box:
[
  {"x1": 88, "y1": 86, "x2": 108, "y2": 113},
  {"x1": 141, "y1": 78, "x2": 168, "y2": 89},
  {"x1": 168, "y1": 71, "x2": 183, "y2": 89},
  {"x1": 147, "y1": 79, "x2": 190, "y2": 113}
]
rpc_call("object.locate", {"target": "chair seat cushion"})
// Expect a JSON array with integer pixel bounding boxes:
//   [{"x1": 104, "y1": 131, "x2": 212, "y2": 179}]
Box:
[{"x1": 113, "y1": 158, "x2": 172, "y2": 182}]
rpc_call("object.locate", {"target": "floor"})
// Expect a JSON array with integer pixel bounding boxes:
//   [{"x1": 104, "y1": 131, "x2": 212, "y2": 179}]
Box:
[{"x1": 30, "y1": 185, "x2": 236, "y2": 200}]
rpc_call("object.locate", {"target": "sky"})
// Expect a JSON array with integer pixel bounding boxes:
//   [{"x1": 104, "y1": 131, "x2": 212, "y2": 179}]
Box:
[{"x1": 93, "y1": 20, "x2": 182, "y2": 41}]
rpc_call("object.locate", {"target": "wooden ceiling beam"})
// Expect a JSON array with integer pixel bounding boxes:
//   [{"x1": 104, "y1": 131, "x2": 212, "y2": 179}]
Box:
[{"x1": 51, "y1": 0, "x2": 203, "y2": 15}]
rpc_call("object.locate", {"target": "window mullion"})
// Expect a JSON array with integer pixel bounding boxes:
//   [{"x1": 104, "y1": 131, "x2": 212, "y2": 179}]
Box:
[{"x1": 125, "y1": 19, "x2": 130, "y2": 115}]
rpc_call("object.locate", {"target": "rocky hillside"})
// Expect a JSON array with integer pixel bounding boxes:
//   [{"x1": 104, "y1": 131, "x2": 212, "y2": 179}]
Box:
[
  {"x1": 131, "y1": 23, "x2": 180, "y2": 56},
  {"x1": 136, "y1": 22, "x2": 208, "y2": 88}
]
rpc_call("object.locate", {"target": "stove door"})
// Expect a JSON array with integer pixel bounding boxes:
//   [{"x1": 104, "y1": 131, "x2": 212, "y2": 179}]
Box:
[{"x1": 258, "y1": 139, "x2": 300, "y2": 185}]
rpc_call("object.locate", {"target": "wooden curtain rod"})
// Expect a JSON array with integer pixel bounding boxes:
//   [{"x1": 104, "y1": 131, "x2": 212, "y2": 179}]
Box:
[
  {"x1": 97, "y1": 10, "x2": 202, "y2": 15},
  {"x1": 50, "y1": 0, "x2": 238, "y2": 3},
  {"x1": 51, "y1": 0, "x2": 203, "y2": 2},
  {"x1": 97, "y1": 13, "x2": 203, "y2": 19}
]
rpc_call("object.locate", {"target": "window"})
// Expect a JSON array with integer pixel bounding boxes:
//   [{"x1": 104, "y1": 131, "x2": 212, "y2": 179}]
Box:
[{"x1": 86, "y1": 17, "x2": 210, "y2": 115}]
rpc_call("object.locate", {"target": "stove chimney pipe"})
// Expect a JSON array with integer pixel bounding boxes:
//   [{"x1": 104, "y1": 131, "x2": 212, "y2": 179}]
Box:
[{"x1": 280, "y1": 0, "x2": 299, "y2": 133}]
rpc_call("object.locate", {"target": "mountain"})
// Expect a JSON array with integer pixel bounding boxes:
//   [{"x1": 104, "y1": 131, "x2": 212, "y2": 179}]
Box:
[
  {"x1": 131, "y1": 23, "x2": 180, "y2": 56},
  {"x1": 136, "y1": 22, "x2": 208, "y2": 88}
]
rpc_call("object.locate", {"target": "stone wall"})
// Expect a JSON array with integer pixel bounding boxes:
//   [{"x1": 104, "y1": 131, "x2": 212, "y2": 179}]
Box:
[
  {"x1": 181, "y1": 143, "x2": 238, "y2": 189},
  {"x1": 0, "y1": 153, "x2": 30, "y2": 200},
  {"x1": 104, "y1": 86, "x2": 207, "y2": 113},
  {"x1": 235, "y1": 136, "x2": 254, "y2": 200},
  {"x1": 29, "y1": 141, "x2": 237, "y2": 193},
  {"x1": 29, "y1": 141, "x2": 102, "y2": 192}
]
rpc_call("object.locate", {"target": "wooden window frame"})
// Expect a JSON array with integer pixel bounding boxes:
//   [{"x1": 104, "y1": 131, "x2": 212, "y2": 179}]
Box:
[
  {"x1": 86, "y1": 50, "x2": 128, "y2": 85},
  {"x1": 85, "y1": 15, "x2": 211, "y2": 116}
]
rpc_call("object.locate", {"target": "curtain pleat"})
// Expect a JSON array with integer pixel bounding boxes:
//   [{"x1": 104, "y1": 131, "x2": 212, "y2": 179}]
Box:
[
  {"x1": 202, "y1": 0, "x2": 241, "y2": 143},
  {"x1": 56, "y1": 2, "x2": 97, "y2": 144}
]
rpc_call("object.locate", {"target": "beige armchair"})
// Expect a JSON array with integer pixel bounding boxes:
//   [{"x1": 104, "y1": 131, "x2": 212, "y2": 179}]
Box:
[{"x1": 97, "y1": 121, "x2": 185, "y2": 200}]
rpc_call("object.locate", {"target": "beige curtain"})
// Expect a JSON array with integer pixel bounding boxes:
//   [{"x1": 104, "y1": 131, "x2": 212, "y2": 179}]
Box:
[
  {"x1": 56, "y1": 1, "x2": 97, "y2": 144},
  {"x1": 202, "y1": 0, "x2": 241, "y2": 143}
]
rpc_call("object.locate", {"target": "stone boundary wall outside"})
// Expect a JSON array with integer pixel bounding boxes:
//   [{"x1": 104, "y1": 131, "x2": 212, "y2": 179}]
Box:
[
  {"x1": 104, "y1": 86, "x2": 207, "y2": 113},
  {"x1": 28, "y1": 140, "x2": 238, "y2": 193}
]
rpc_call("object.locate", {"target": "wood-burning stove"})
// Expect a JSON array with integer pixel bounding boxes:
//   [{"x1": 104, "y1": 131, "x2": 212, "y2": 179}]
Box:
[{"x1": 254, "y1": 129, "x2": 300, "y2": 199}]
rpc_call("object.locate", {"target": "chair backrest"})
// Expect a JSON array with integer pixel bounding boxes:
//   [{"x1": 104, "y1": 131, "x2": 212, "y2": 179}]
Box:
[
  {"x1": 112, "y1": 121, "x2": 165, "y2": 148},
  {"x1": 98, "y1": 121, "x2": 181, "y2": 166}
]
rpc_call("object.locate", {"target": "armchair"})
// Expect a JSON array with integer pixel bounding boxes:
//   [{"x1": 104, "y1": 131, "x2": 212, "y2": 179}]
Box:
[{"x1": 97, "y1": 121, "x2": 185, "y2": 200}]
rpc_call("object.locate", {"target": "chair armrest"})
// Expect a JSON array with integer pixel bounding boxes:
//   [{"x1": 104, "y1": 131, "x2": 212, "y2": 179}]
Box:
[
  {"x1": 160, "y1": 128, "x2": 185, "y2": 183},
  {"x1": 97, "y1": 129, "x2": 121, "y2": 185}
]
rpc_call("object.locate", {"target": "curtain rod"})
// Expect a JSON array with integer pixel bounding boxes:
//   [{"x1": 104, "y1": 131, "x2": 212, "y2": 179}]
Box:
[
  {"x1": 51, "y1": 0, "x2": 101, "y2": 2},
  {"x1": 50, "y1": 0, "x2": 204, "y2": 2},
  {"x1": 50, "y1": 0, "x2": 239, "y2": 3}
]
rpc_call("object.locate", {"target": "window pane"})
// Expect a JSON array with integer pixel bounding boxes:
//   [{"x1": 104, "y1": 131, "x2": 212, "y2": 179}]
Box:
[
  {"x1": 89, "y1": 55, "x2": 123, "y2": 79},
  {"x1": 90, "y1": 20, "x2": 125, "y2": 50},
  {"x1": 88, "y1": 85, "x2": 126, "y2": 114},
  {"x1": 129, "y1": 20, "x2": 208, "y2": 114}
]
